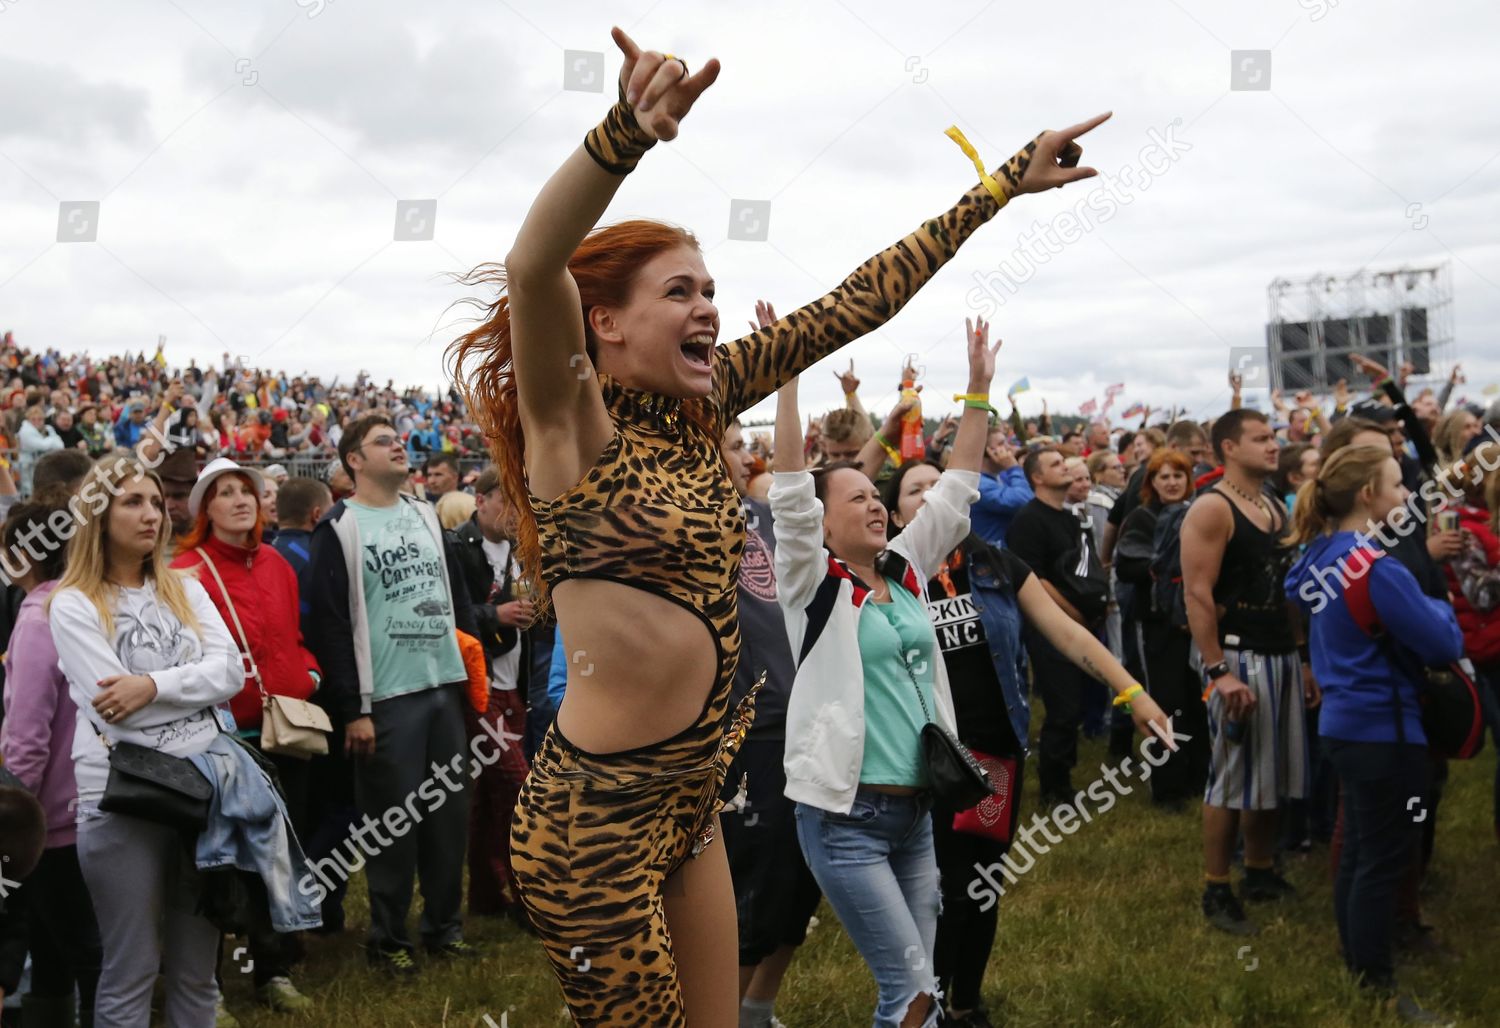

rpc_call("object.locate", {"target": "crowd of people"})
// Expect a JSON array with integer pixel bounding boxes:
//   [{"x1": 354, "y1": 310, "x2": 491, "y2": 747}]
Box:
[{"x1": 3, "y1": 26, "x2": 1499, "y2": 1028}]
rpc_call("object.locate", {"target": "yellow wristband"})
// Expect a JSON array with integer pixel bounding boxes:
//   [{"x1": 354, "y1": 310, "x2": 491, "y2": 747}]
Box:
[
  {"x1": 952, "y1": 393, "x2": 991, "y2": 403},
  {"x1": 872, "y1": 431, "x2": 901, "y2": 464},
  {"x1": 1112, "y1": 683, "x2": 1145, "y2": 707},
  {"x1": 944, "y1": 127, "x2": 1009, "y2": 208}
]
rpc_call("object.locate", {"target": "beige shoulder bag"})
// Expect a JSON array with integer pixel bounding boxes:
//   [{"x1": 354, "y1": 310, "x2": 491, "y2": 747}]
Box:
[{"x1": 195, "y1": 547, "x2": 332, "y2": 759}]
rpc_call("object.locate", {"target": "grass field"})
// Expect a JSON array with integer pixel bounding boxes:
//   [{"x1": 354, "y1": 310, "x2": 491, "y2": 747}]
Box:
[{"x1": 222, "y1": 735, "x2": 1499, "y2": 1027}]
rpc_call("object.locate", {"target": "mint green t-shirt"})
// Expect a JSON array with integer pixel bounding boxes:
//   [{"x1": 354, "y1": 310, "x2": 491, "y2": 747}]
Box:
[
  {"x1": 857, "y1": 576, "x2": 939, "y2": 787},
  {"x1": 347, "y1": 499, "x2": 467, "y2": 703}
]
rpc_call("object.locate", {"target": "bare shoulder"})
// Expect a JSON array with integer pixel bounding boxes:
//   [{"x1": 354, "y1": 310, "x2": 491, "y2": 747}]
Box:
[{"x1": 1182, "y1": 491, "x2": 1233, "y2": 540}]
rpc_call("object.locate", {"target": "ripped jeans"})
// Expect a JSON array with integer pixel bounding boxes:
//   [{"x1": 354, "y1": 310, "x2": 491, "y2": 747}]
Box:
[{"x1": 795, "y1": 790, "x2": 941, "y2": 1027}]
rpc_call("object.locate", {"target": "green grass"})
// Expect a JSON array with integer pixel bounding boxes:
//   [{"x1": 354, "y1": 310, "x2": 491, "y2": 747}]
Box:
[{"x1": 223, "y1": 736, "x2": 1500, "y2": 1027}]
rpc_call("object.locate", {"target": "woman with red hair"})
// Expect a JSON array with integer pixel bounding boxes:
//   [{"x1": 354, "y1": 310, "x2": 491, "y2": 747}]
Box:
[
  {"x1": 449, "y1": 26, "x2": 1109, "y2": 1026},
  {"x1": 169, "y1": 458, "x2": 321, "y2": 1017},
  {"x1": 1113, "y1": 448, "x2": 1209, "y2": 807}
]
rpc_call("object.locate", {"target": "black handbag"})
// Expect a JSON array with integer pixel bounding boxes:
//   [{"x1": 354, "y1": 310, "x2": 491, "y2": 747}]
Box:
[
  {"x1": 91, "y1": 722, "x2": 213, "y2": 832},
  {"x1": 894, "y1": 646, "x2": 993, "y2": 811}
]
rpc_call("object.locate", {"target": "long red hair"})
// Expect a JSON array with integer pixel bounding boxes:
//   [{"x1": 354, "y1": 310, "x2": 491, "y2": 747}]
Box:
[
  {"x1": 446, "y1": 220, "x2": 719, "y2": 616},
  {"x1": 177, "y1": 471, "x2": 266, "y2": 552}
]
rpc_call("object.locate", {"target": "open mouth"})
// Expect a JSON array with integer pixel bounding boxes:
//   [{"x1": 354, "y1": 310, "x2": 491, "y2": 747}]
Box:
[
  {"x1": 867, "y1": 518, "x2": 885, "y2": 533},
  {"x1": 680, "y1": 334, "x2": 714, "y2": 371}
]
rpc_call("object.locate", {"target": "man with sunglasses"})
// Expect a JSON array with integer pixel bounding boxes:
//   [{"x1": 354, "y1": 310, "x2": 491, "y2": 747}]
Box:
[{"x1": 305, "y1": 414, "x2": 479, "y2": 976}]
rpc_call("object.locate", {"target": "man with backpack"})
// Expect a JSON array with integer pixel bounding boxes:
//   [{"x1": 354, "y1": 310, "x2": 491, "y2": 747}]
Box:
[
  {"x1": 1007, "y1": 446, "x2": 1110, "y2": 807},
  {"x1": 1180, "y1": 409, "x2": 1319, "y2": 936}
]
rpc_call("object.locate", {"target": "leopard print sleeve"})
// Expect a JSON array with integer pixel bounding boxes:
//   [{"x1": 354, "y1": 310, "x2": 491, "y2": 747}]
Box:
[{"x1": 713, "y1": 135, "x2": 1047, "y2": 419}]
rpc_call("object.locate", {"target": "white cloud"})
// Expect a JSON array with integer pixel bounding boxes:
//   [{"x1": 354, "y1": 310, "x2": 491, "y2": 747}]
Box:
[{"x1": 0, "y1": 0, "x2": 1495, "y2": 423}]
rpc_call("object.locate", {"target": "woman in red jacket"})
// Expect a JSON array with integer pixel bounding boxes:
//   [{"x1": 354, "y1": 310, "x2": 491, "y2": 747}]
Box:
[{"x1": 170, "y1": 457, "x2": 321, "y2": 1017}]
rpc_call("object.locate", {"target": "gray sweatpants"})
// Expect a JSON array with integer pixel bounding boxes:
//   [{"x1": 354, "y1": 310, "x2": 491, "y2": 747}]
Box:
[
  {"x1": 355, "y1": 683, "x2": 471, "y2": 952},
  {"x1": 77, "y1": 811, "x2": 221, "y2": 1028}
]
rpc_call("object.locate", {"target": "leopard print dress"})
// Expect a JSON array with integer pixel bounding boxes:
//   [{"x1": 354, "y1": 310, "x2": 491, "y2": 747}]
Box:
[{"x1": 509, "y1": 98, "x2": 1050, "y2": 1027}]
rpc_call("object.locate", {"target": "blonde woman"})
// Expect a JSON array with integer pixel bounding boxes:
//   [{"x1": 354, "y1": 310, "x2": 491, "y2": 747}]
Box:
[
  {"x1": 47, "y1": 456, "x2": 242, "y2": 1028},
  {"x1": 1285, "y1": 446, "x2": 1462, "y2": 1023},
  {"x1": 436, "y1": 489, "x2": 477, "y2": 532},
  {"x1": 1432, "y1": 407, "x2": 1481, "y2": 468}
]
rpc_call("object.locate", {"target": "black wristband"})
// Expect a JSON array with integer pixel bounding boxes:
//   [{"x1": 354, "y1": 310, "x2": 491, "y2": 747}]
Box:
[
  {"x1": 1297, "y1": 642, "x2": 1311, "y2": 663},
  {"x1": 1204, "y1": 660, "x2": 1230, "y2": 681}
]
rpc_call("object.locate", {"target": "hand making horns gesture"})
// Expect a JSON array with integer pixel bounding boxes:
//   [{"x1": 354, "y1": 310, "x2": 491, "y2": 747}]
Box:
[
  {"x1": 611, "y1": 26, "x2": 721, "y2": 142},
  {"x1": 1015, "y1": 112, "x2": 1113, "y2": 194}
]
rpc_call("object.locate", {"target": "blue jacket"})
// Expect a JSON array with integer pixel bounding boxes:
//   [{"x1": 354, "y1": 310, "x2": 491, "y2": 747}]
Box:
[
  {"x1": 271, "y1": 528, "x2": 315, "y2": 624},
  {"x1": 113, "y1": 409, "x2": 145, "y2": 449},
  {"x1": 189, "y1": 734, "x2": 322, "y2": 932},
  {"x1": 959, "y1": 535, "x2": 1032, "y2": 753},
  {"x1": 547, "y1": 631, "x2": 568, "y2": 711},
  {"x1": 970, "y1": 467, "x2": 1033, "y2": 547},
  {"x1": 1286, "y1": 531, "x2": 1463, "y2": 745}
]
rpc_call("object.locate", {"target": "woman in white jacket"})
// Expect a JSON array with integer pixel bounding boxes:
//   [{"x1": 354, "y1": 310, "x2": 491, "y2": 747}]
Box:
[
  {"x1": 773, "y1": 322, "x2": 1167, "y2": 1027},
  {"x1": 47, "y1": 455, "x2": 243, "y2": 1028},
  {"x1": 767, "y1": 322, "x2": 973, "y2": 1027},
  {"x1": 18, "y1": 405, "x2": 65, "y2": 496}
]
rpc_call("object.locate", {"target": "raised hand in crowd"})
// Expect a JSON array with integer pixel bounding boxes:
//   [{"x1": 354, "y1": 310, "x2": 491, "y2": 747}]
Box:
[{"x1": 833, "y1": 359, "x2": 860, "y2": 397}]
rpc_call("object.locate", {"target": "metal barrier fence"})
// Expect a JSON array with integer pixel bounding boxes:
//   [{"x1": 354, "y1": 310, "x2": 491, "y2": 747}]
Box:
[{"x1": 2, "y1": 449, "x2": 494, "y2": 484}]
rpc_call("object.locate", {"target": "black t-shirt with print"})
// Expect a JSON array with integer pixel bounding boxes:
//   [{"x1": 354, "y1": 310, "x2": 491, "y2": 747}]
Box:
[{"x1": 926, "y1": 544, "x2": 1033, "y2": 756}]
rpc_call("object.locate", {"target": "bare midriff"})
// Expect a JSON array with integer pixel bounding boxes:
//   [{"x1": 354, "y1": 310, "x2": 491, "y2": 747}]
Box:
[{"x1": 549, "y1": 578, "x2": 719, "y2": 754}]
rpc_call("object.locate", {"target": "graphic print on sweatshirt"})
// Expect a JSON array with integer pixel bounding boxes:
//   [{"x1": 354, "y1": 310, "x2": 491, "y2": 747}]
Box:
[{"x1": 113, "y1": 601, "x2": 199, "y2": 673}]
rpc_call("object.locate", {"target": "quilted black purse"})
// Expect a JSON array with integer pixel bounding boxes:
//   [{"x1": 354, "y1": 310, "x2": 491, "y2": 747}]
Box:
[
  {"x1": 92, "y1": 723, "x2": 213, "y2": 833},
  {"x1": 896, "y1": 648, "x2": 994, "y2": 811}
]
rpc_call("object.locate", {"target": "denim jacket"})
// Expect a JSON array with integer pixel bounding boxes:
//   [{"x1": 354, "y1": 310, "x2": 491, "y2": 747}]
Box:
[
  {"x1": 958, "y1": 534, "x2": 1032, "y2": 754},
  {"x1": 188, "y1": 734, "x2": 322, "y2": 933}
]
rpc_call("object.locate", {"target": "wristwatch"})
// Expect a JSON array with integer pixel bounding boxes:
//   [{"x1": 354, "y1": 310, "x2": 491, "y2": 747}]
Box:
[{"x1": 1204, "y1": 660, "x2": 1230, "y2": 682}]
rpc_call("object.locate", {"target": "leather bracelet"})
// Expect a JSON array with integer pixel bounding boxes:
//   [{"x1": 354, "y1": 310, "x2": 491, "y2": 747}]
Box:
[{"x1": 1204, "y1": 660, "x2": 1230, "y2": 681}]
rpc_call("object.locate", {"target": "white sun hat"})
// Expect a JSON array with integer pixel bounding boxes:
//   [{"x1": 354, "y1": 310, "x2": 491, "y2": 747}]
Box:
[{"x1": 189, "y1": 457, "x2": 265, "y2": 519}]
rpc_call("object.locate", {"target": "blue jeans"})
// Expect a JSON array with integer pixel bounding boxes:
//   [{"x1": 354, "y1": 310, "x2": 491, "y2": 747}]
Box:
[{"x1": 795, "y1": 791, "x2": 942, "y2": 1027}]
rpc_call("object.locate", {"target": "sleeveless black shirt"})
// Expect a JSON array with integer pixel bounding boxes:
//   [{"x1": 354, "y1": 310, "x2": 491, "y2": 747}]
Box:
[{"x1": 1208, "y1": 487, "x2": 1296, "y2": 654}]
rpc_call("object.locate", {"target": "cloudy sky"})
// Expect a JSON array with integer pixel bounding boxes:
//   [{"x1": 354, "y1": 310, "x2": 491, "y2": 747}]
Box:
[{"x1": 2, "y1": 0, "x2": 1496, "y2": 425}]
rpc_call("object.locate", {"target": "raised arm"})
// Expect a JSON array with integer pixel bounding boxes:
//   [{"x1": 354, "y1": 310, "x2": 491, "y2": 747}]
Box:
[
  {"x1": 506, "y1": 28, "x2": 719, "y2": 496},
  {"x1": 714, "y1": 114, "x2": 1110, "y2": 417},
  {"x1": 857, "y1": 398, "x2": 911, "y2": 483},
  {"x1": 767, "y1": 377, "x2": 834, "y2": 615},
  {"x1": 945, "y1": 316, "x2": 1002, "y2": 474},
  {"x1": 833, "y1": 359, "x2": 869, "y2": 419},
  {"x1": 1017, "y1": 573, "x2": 1171, "y2": 744}
]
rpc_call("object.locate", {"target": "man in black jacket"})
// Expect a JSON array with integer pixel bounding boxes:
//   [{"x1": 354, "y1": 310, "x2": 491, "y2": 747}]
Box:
[
  {"x1": 304, "y1": 414, "x2": 479, "y2": 975},
  {"x1": 1007, "y1": 446, "x2": 1105, "y2": 807},
  {"x1": 446, "y1": 466, "x2": 542, "y2": 925}
]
